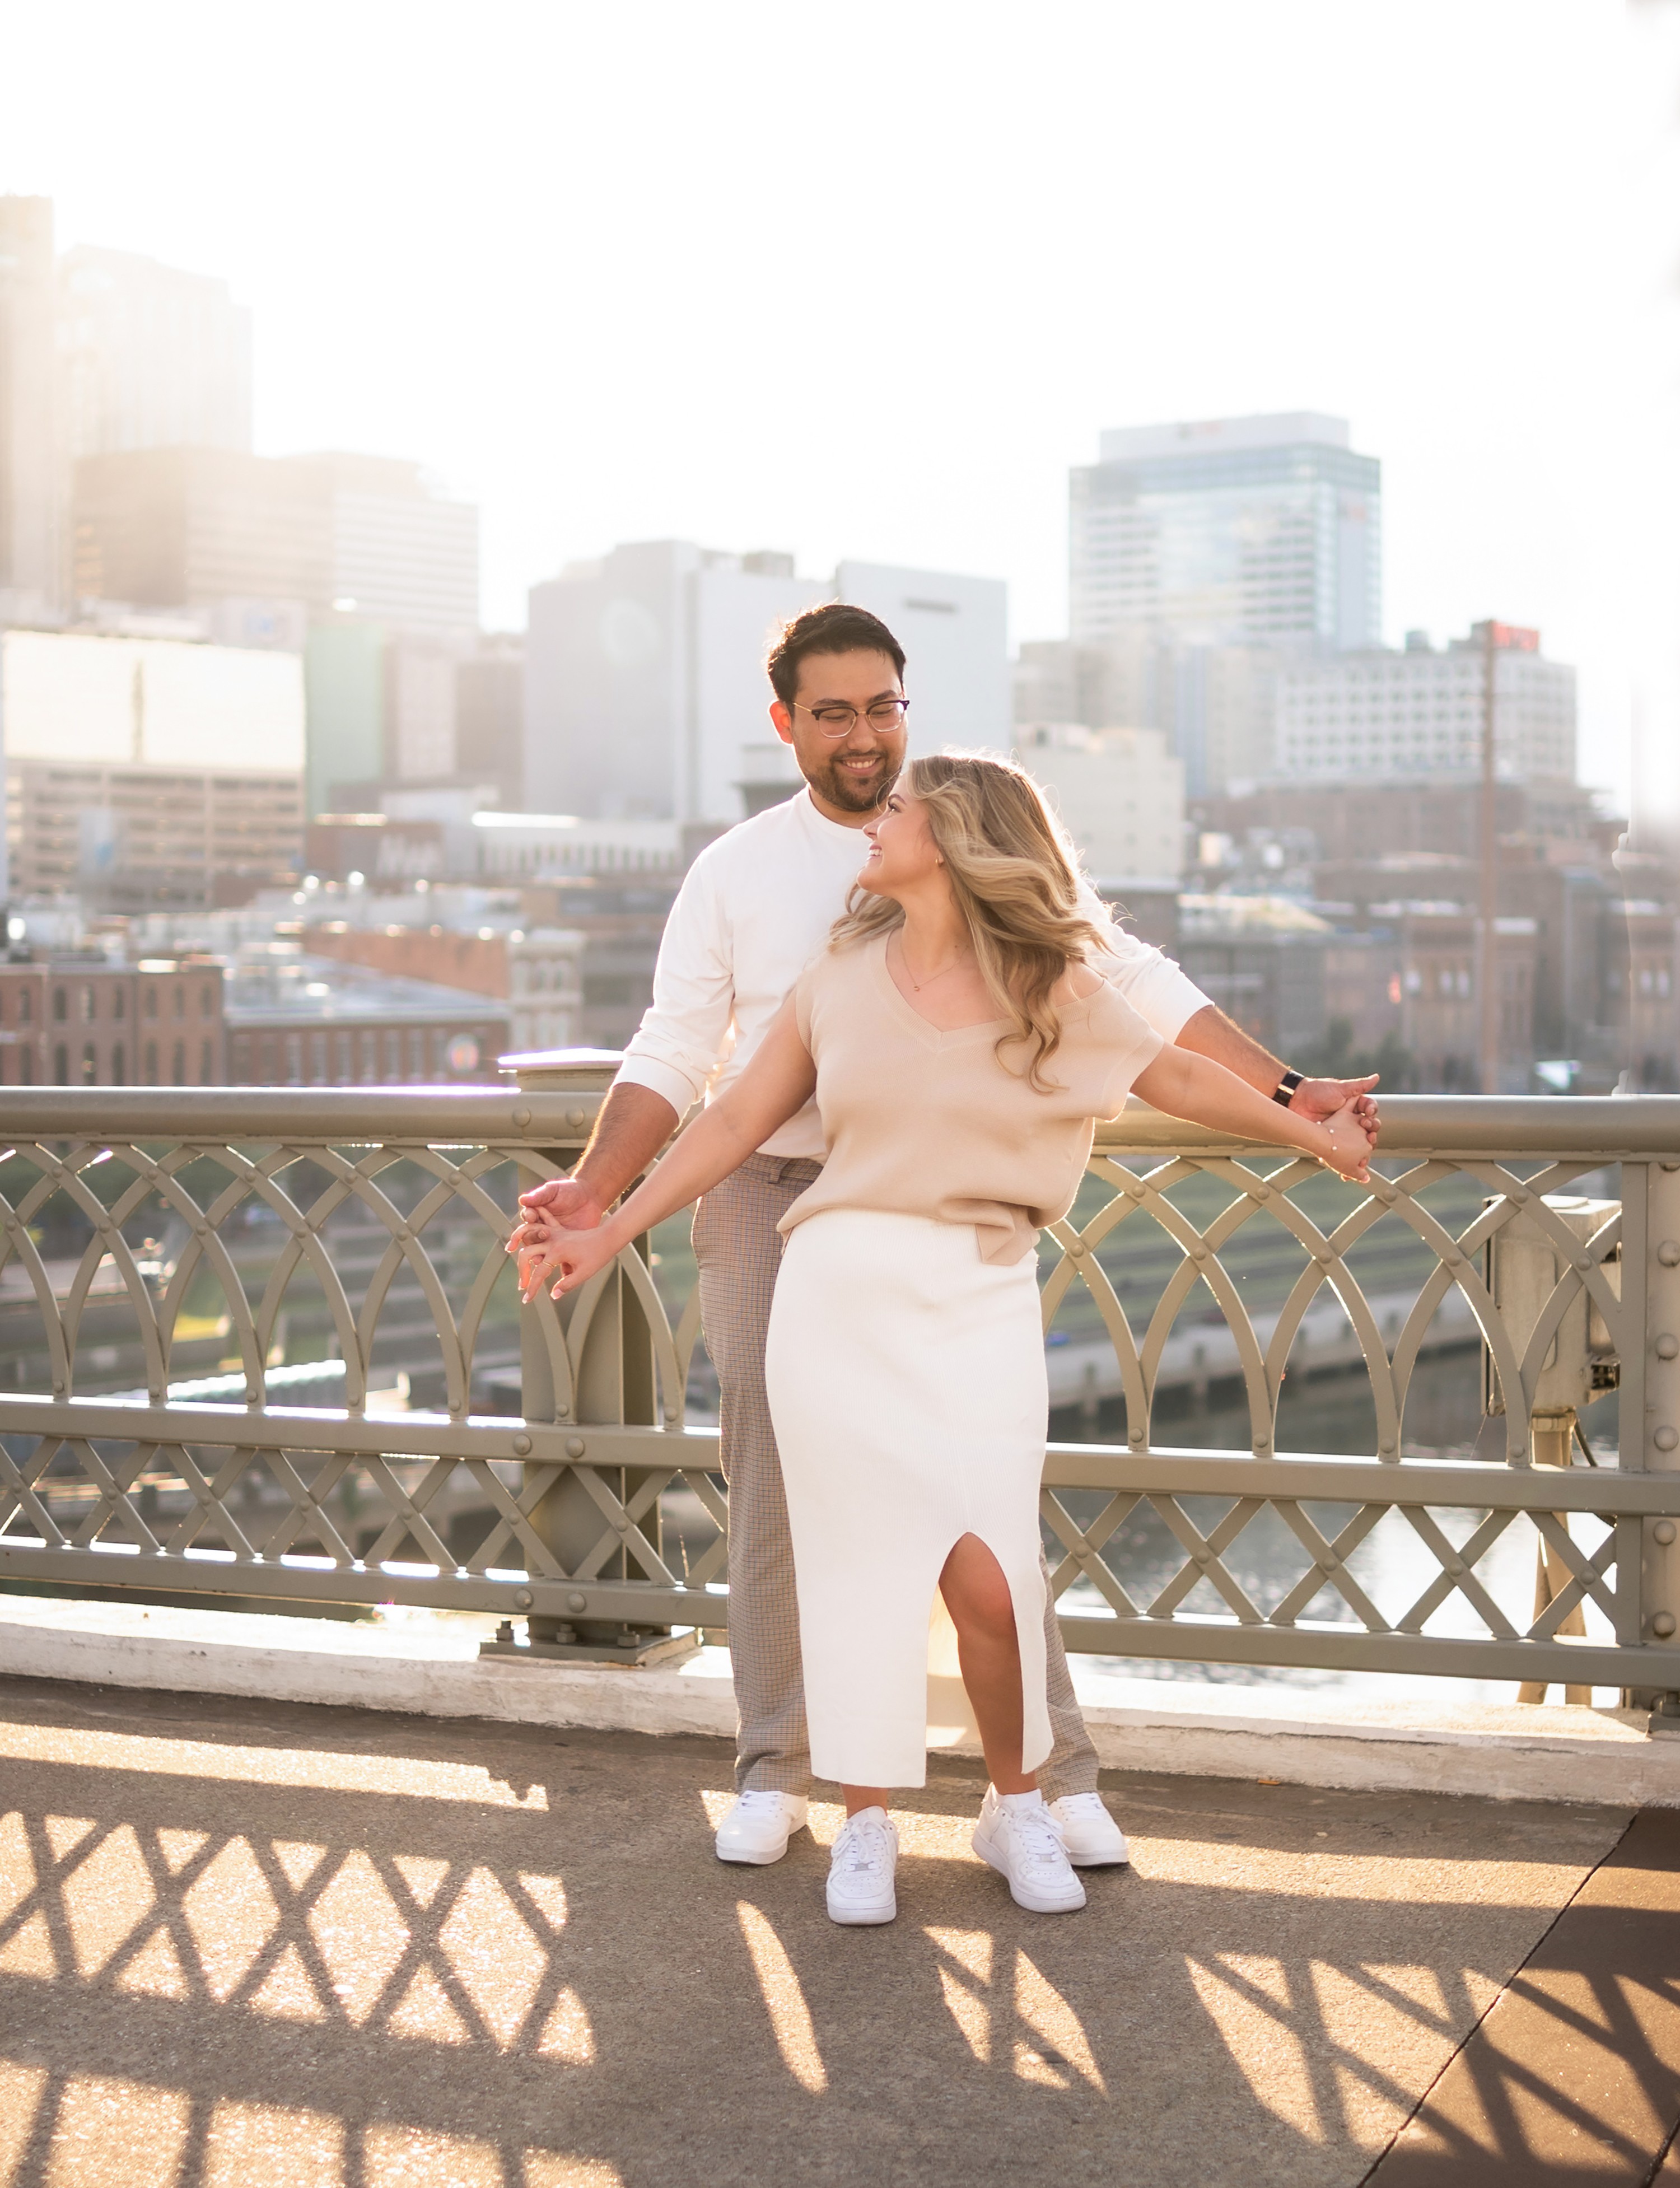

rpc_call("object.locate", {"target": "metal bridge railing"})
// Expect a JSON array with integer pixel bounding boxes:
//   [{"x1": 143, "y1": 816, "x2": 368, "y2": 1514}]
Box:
[{"x1": 0, "y1": 1072, "x2": 1677, "y2": 1700}]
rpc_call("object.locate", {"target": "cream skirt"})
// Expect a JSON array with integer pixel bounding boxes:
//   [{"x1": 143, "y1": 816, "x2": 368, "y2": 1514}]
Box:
[{"x1": 763, "y1": 1207, "x2": 1051, "y2": 1789}]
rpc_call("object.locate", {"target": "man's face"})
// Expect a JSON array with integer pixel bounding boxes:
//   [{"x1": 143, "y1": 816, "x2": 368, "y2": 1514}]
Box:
[{"x1": 769, "y1": 648, "x2": 907, "y2": 821}]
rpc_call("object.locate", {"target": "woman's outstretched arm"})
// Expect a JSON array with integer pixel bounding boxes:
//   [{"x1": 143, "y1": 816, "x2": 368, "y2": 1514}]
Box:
[
  {"x1": 1132, "y1": 1044, "x2": 1373, "y2": 1181},
  {"x1": 517, "y1": 997, "x2": 818, "y2": 1301}
]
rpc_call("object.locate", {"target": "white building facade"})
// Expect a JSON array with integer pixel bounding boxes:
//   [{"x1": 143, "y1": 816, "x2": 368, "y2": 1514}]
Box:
[
  {"x1": 524, "y1": 542, "x2": 1007, "y2": 825},
  {"x1": 1013, "y1": 723, "x2": 1184, "y2": 884},
  {"x1": 1275, "y1": 625, "x2": 1576, "y2": 786}
]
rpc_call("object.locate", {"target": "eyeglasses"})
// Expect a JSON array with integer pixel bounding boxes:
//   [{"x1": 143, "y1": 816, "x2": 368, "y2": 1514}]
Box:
[{"x1": 794, "y1": 697, "x2": 910, "y2": 739}]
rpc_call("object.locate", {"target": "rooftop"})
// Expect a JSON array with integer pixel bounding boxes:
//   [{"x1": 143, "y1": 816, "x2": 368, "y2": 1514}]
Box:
[{"x1": 223, "y1": 949, "x2": 507, "y2": 1028}]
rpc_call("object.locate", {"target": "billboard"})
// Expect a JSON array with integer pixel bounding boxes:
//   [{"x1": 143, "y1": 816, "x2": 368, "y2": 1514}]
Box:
[{"x1": 0, "y1": 630, "x2": 305, "y2": 773}]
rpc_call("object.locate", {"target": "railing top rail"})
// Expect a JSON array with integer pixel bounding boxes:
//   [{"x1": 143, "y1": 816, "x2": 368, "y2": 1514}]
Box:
[
  {"x1": 0, "y1": 1087, "x2": 588, "y2": 1141},
  {"x1": 0, "y1": 1086, "x2": 1673, "y2": 1156},
  {"x1": 1094, "y1": 1094, "x2": 1680, "y2": 1159}
]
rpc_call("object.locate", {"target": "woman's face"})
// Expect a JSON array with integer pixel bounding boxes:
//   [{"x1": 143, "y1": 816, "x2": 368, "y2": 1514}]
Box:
[{"x1": 859, "y1": 789, "x2": 944, "y2": 899}]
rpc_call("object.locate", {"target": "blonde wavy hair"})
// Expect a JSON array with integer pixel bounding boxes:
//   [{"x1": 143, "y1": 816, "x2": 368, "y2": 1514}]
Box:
[{"x1": 829, "y1": 750, "x2": 1108, "y2": 1090}]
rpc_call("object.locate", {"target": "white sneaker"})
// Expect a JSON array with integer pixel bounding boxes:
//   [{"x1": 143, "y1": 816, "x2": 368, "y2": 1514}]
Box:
[
  {"x1": 1049, "y1": 1792, "x2": 1130, "y2": 1868},
  {"x1": 825, "y1": 1807, "x2": 899, "y2": 1925},
  {"x1": 973, "y1": 1787, "x2": 1087, "y2": 1914},
  {"x1": 715, "y1": 1789, "x2": 809, "y2": 1865}
]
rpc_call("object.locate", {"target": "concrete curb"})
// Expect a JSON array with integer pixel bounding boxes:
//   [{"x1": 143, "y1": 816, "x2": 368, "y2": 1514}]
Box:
[{"x1": 2, "y1": 1597, "x2": 1677, "y2": 1805}]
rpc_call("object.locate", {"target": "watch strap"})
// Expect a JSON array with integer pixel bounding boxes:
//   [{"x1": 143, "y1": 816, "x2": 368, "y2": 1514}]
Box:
[{"x1": 1272, "y1": 1068, "x2": 1304, "y2": 1108}]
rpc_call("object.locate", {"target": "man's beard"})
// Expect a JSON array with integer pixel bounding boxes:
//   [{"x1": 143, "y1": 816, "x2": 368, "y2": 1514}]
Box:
[{"x1": 809, "y1": 749, "x2": 898, "y2": 814}]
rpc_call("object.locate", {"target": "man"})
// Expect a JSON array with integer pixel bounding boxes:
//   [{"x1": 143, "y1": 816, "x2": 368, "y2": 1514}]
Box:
[{"x1": 514, "y1": 602, "x2": 1377, "y2": 1868}]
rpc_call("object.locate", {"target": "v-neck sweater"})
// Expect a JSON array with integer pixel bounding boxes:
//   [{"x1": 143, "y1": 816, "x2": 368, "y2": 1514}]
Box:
[
  {"x1": 616, "y1": 785, "x2": 1209, "y2": 1162},
  {"x1": 780, "y1": 932, "x2": 1164, "y2": 1263}
]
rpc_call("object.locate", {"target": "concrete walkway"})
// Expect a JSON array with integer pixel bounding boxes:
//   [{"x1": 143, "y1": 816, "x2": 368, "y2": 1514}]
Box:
[{"x1": 0, "y1": 1674, "x2": 1669, "y2": 2187}]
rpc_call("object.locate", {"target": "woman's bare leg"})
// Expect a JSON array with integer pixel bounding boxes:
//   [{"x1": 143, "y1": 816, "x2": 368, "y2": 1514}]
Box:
[
  {"x1": 939, "y1": 1533, "x2": 1034, "y2": 1795},
  {"x1": 841, "y1": 1785, "x2": 892, "y2": 1817}
]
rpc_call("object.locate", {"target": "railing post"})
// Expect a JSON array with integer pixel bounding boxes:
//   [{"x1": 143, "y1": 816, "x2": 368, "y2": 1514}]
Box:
[
  {"x1": 504, "y1": 1050, "x2": 682, "y2": 1664},
  {"x1": 1633, "y1": 1157, "x2": 1680, "y2": 1715}
]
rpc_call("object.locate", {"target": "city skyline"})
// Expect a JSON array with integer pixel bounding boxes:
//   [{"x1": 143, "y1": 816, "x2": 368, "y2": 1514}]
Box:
[{"x1": 1, "y1": 1, "x2": 1672, "y2": 820}]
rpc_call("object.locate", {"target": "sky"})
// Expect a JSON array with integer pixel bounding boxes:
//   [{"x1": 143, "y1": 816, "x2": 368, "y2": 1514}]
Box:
[{"x1": 3, "y1": 0, "x2": 1675, "y2": 813}]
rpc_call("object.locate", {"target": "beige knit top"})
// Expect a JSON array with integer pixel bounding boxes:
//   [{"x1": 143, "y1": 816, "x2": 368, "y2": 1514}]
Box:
[{"x1": 780, "y1": 933, "x2": 1164, "y2": 1264}]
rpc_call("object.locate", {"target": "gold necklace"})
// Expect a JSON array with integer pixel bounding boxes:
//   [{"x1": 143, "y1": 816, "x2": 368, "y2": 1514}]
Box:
[{"x1": 898, "y1": 932, "x2": 970, "y2": 992}]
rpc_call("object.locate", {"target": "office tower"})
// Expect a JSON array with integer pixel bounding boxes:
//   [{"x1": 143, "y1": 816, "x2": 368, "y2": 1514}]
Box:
[
  {"x1": 1070, "y1": 412, "x2": 1381, "y2": 654},
  {"x1": 1014, "y1": 632, "x2": 1281, "y2": 797},
  {"x1": 524, "y1": 543, "x2": 1007, "y2": 824},
  {"x1": 1275, "y1": 625, "x2": 1576, "y2": 787},
  {"x1": 58, "y1": 245, "x2": 252, "y2": 459},
  {"x1": 72, "y1": 448, "x2": 478, "y2": 638},
  {"x1": 0, "y1": 197, "x2": 62, "y2": 621},
  {"x1": 524, "y1": 543, "x2": 822, "y2": 823},
  {"x1": 455, "y1": 633, "x2": 525, "y2": 806}
]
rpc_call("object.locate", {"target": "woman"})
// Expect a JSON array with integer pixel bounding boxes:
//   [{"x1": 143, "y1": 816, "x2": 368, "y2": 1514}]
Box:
[{"x1": 517, "y1": 753, "x2": 1371, "y2": 1928}]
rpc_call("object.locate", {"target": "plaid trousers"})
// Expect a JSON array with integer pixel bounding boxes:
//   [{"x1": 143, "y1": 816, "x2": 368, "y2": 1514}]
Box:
[{"x1": 692, "y1": 1151, "x2": 1100, "y2": 1798}]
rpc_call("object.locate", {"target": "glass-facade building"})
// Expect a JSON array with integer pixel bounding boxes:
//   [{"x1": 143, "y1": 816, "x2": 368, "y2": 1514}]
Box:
[{"x1": 1069, "y1": 413, "x2": 1381, "y2": 655}]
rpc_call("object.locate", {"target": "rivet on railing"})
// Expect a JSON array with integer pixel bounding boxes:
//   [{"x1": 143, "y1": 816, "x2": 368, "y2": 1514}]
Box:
[
  {"x1": 1654, "y1": 1612, "x2": 1678, "y2": 1639},
  {"x1": 566, "y1": 1436, "x2": 585, "y2": 1458},
  {"x1": 1658, "y1": 1335, "x2": 1679, "y2": 1361},
  {"x1": 1373, "y1": 1182, "x2": 1396, "y2": 1205},
  {"x1": 512, "y1": 1108, "x2": 531, "y2": 1128},
  {"x1": 512, "y1": 1433, "x2": 532, "y2": 1455},
  {"x1": 1322, "y1": 1553, "x2": 1341, "y2": 1571},
  {"x1": 513, "y1": 1588, "x2": 533, "y2": 1609},
  {"x1": 1656, "y1": 1427, "x2": 1679, "y2": 1454},
  {"x1": 1252, "y1": 1183, "x2": 1271, "y2": 1202},
  {"x1": 1192, "y1": 1548, "x2": 1211, "y2": 1565},
  {"x1": 1574, "y1": 1252, "x2": 1593, "y2": 1272},
  {"x1": 556, "y1": 1401, "x2": 571, "y2": 1417},
  {"x1": 1656, "y1": 1521, "x2": 1677, "y2": 1548},
  {"x1": 567, "y1": 1108, "x2": 589, "y2": 1130},
  {"x1": 1315, "y1": 1245, "x2": 1333, "y2": 1265},
  {"x1": 1444, "y1": 1555, "x2": 1464, "y2": 1576},
  {"x1": 1190, "y1": 1242, "x2": 1208, "y2": 1262},
  {"x1": 1129, "y1": 1427, "x2": 1145, "y2": 1445},
  {"x1": 567, "y1": 1591, "x2": 587, "y2": 1613},
  {"x1": 1509, "y1": 1186, "x2": 1529, "y2": 1205},
  {"x1": 1379, "y1": 1441, "x2": 1397, "y2": 1457},
  {"x1": 1067, "y1": 1238, "x2": 1086, "y2": 1258},
  {"x1": 614, "y1": 1514, "x2": 631, "y2": 1533},
  {"x1": 663, "y1": 1403, "x2": 678, "y2": 1421},
  {"x1": 1661, "y1": 1241, "x2": 1680, "y2": 1268}
]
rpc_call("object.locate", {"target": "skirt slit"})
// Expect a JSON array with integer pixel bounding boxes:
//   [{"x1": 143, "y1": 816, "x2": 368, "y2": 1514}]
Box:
[{"x1": 764, "y1": 1207, "x2": 1053, "y2": 1790}]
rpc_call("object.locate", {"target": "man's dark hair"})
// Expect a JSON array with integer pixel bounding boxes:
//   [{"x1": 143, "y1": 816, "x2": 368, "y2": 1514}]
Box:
[{"x1": 765, "y1": 602, "x2": 906, "y2": 708}]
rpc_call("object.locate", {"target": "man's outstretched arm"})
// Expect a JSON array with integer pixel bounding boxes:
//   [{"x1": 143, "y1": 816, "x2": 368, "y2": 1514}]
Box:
[
  {"x1": 1174, "y1": 1004, "x2": 1379, "y2": 1135},
  {"x1": 507, "y1": 1082, "x2": 680, "y2": 1246}
]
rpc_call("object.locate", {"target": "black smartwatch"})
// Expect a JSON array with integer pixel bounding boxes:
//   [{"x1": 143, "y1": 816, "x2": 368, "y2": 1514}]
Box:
[{"x1": 1272, "y1": 1068, "x2": 1304, "y2": 1108}]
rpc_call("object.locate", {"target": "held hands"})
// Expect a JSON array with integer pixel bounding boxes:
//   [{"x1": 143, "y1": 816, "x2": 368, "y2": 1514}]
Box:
[
  {"x1": 514, "y1": 1207, "x2": 620, "y2": 1305},
  {"x1": 1290, "y1": 1073, "x2": 1380, "y2": 1144},
  {"x1": 506, "y1": 1174, "x2": 603, "y2": 1262},
  {"x1": 1317, "y1": 1096, "x2": 1374, "y2": 1184}
]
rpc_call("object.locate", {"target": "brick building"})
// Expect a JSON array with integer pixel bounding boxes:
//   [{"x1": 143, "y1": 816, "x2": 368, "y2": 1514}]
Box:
[{"x1": 0, "y1": 957, "x2": 225, "y2": 1085}]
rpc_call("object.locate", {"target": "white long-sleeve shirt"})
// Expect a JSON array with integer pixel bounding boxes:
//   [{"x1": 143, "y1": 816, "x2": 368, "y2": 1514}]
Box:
[{"x1": 618, "y1": 786, "x2": 1211, "y2": 1160}]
